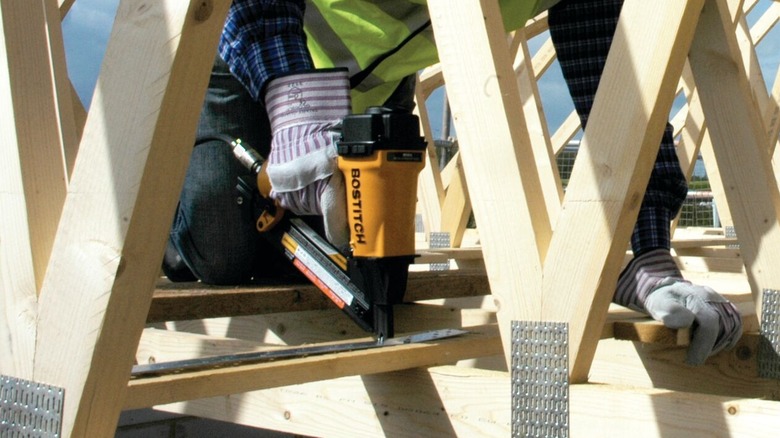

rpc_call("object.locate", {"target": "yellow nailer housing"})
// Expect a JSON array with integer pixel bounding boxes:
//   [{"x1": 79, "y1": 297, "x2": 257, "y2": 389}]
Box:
[{"x1": 337, "y1": 107, "x2": 427, "y2": 258}]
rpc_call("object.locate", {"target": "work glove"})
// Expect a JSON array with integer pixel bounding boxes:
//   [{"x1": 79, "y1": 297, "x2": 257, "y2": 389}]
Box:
[
  {"x1": 614, "y1": 249, "x2": 742, "y2": 365},
  {"x1": 264, "y1": 69, "x2": 351, "y2": 249}
]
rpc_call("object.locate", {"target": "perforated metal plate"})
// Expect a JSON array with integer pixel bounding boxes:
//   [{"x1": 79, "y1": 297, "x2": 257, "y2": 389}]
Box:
[
  {"x1": 759, "y1": 289, "x2": 780, "y2": 380},
  {"x1": 511, "y1": 321, "x2": 569, "y2": 438},
  {"x1": 429, "y1": 231, "x2": 451, "y2": 271},
  {"x1": 0, "y1": 375, "x2": 64, "y2": 437},
  {"x1": 725, "y1": 226, "x2": 739, "y2": 249}
]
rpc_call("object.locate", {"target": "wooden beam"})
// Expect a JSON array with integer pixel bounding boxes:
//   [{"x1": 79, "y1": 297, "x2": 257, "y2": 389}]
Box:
[
  {"x1": 154, "y1": 366, "x2": 511, "y2": 437},
  {"x1": 675, "y1": 254, "x2": 746, "y2": 274},
  {"x1": 0, "y1": 0, "x2": 72, "y2": 378},
  {"x1": 670, "y1": 237, "x2": 738, "y2": 249},
  {"x1": 151, "y1": 365, "x2": 780, "y2": 437},
  {"x1": 140, "y1": 305, "x2": 498, "y2": 363},
  {"x1": 136, "y1": 328, "x2": 285, "y2": 366},
  {"x1": 427, "y1": 0, "x2": 550, "y2": 367},
  {"x1": 414, "y1": 76, "x2": 445, "y2": 236},
  {"x1": 530, "y1": 36, "x2": 556, "y2": 79},
  {"x1": 148, "y1": 270, "x2": 492, "y2": 323},
  {"x1": 124, "y1": 324, "x2": 502, "y2": 410},
  {"x1": 673, "y1": 63, "x2": 705, "y2": 178},
  {"x1": 749, "y1": 0, "x2": 780, "y2": 45},
  {"x1": 542, "y1": 0, "x2": 705, "y2": 382},
  {"x1": 58, "y1": 0, "x2": 75, "y2": 18},
  {"x1": 767, "y1": 65, "x2": 780, "y2": 153},
  {"x1": 670, "y1": 65, "x2": 707, "y2": 236},
  {"x1": 414, "y1": 247, "x2": 485, "y2": 264},
  {"x1": 569, "y1": 382, "x2": 780, "y2": 436},
  {"x1": 0, "y1": 0, "x2": 69, "y2": 291},
  {"x1": 154, "y1": 286, "x2": 753, "y2": 342},
  {"x1": 417, "y1": 64, "x2": 443, "y2": 99},
  {"x1": 689, "y1": 0, "x2": 780, "y2": 315},
  {"x1": 44, "y1": 0, "x2": 80, "y2": 180},
  {"x1": 698, "y1": 128, "x2": 735, "y2": 228},
  {"x1": 590, "y1": 335, "x2": 780, "y2": 401},
  {"x1": 32, "y1": 1, "x2": 230, "y2": 435},
  {"x1": 732, "y1": 0, "x2": 773, "y2": 126},
  {"x1": 551, "y1": 110, "x2": 581, "y2": 154},
  {"x1": 523, "y1": 11, "x2": 548, "y2": 39},
  {"x1": 439, "y1": 155, "x2": 472, "y2": 247},
  {"x1": 159, "y1": 302, "x2": 499, "y2": 346},
  {"x1": 514, "y1": 31, "x2": 564, "y2": 216},
  {"x1": 612, "y1": 319, "x2": 690, "y2": 346}
]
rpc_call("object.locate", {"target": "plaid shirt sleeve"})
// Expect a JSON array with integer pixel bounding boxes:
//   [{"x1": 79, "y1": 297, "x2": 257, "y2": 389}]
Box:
[{"x1": 219, "y1": 0, "x2": 314, "y2": 101}]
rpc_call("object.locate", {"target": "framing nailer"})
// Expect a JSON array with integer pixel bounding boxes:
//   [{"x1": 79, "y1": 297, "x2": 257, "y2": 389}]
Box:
[
  {"x1": 233, "y1": 107, "x2": 428, "y2": 343},
  {"x1": 130, "y1": 107, "x2": 468, "y2": 378}
]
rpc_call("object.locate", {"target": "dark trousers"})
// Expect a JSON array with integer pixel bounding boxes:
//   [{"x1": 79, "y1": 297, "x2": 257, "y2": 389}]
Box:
[{"x1": 549, "y1": 0, "x2": 689, "y2": 255}]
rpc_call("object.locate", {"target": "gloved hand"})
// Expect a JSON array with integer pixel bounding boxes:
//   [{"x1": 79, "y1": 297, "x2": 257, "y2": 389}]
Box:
[
  {"x1": 615, "y1": 249, "x2": 743, "y2": 365},
  {"x1": 263, "y1": 69, "x2": 351, "y2": 249},
  {"x1": 645, "y1": 281, "x2": 742, "y2": 365}
]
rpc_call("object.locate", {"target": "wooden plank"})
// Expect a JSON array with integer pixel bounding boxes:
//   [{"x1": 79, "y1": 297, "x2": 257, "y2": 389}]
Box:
[
  {"x1": 0, "y1": 1, "x2": 34, "y2": 379},
  {"x1": 0, "y1": 0, "x2": 72, "y2": 379},
  {"x1": 569, "y1": 383, "x2": 780, "y2": 437},
  {"x1": 514, "y1": 32, "x2": 564, "y2": 217},
  {"x1": 140, "y1": 305, "x2": 498, "y2": 364},
  {"x1": 146, "y1": 283, "x2": 750, "y2": 368},
  {"x1": 68, "y1": 79, "x2": 87, "y2": 148},
  {"x1": 58, "y1": 0, "x2": 75, "y2": 18},
  {"x1": 439, "y1": 155, "x2": 472, "y2": 247},
  {"x1": 137, "y1": 328, "x2": 284, "y2": 366},
  {"x1": 523, "y1": 11, "x2": 548, "y2": 39},
  {"x1": 438, "y1": 149, "x2": 459, "y2": 190},
  {"x1": 590, "y1": 335, "x2": 780, "y2": 401},
  {"x1": 767, "y1": 65, "x2": 780, "y2": 154},
  {"x1": 32, "y1": 1, "x2": 230, "y2": 436},
  {"x1": 612, "y1": 319, "x2": 690, "y2": 346},
  {"x1": 44, "y1": 0, "x2": 80, "y2": 179},
  {"x1": 675, "y1": 254, "x2": 746, "y2": 274},
  {"x1": 541, "y1": 0, "x2": 705, "y2": 382},
  {"x1": 670, "y1": 237, "x2": 738, "y2": 249},
  {"x1": 427, "y1": 0, "x2": 550, "y2": 366},
  {"x1": 680, "y1": 269, "x2": 752, "y2": 296},
  {"x1": 152, "y1": 365, "x2": 780, "y2": 437},
  {"x1": 731, "y1": 0, "x2": 773, "y2": 126},
  {"x1": 749, "y1": 0, "x2": 780, "y2": 44},
  {"x1": 159, "y1": 303, "x2": 498, "y2": 347},
  {"x1": 551, "y1": 110, "x2": 581, "y2": 154},
  {"x1": 417, "y1": 64, "x2": 444, "y2": 99},
  {"x1": 699, "y1": 128, "x2": 735, "y2": 228},
  {"x1": 743, "y1": 0, "x2": 758, "y2": 15},
  {"x1": 148, "y1": 270, "x2": 491, "y2": 323},
  {"x1": 0, "y1": 0, "x2": 68, "y2": 292},
  {"x1": 124, "y1": 324, "x2": 502, "y2": 410},
  {"x1": 415, "y1": 247, "x2": 484, "y2": 263},
  {"x1": 673, "y1": 246, "x2": 741, "y2": 259},
  {"x1": 689, "y1": 0, "x2": 780, "y2": 315},
  {"x1": 530, "y1": 36, "x2": 556, "y2": 79},
  {"x1": 670, "y1": 64, "x2": 705, "y2": 235},
  {"x1": 154, "y1": 366, "x2": 511, "y2": 437},
  {"x1": 673, "y1": 63, "x2": 705, "y2": 179},
  {"x1": 414, "y1": 76, "x2": 444, "y2": 236}
]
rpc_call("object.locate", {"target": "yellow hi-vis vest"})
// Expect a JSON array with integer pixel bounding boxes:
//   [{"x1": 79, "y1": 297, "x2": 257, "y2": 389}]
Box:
[{"x1": 304, "y1": 0, "x2": 557, "y2": 113}]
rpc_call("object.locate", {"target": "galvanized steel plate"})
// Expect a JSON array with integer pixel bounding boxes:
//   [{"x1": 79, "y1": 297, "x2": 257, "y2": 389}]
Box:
[
  {"x1": 511, "y1": 321, "x2": 569, "y2": 437},
  {"x1": 0, "y1": 375, "x2": 64, "y2": 437},
  {"x1": 759, "y1": 289, "x2": 780, "y2": 380},
  {"x1": 429, "y1": 231, "x2": 451, "y2": 271}
]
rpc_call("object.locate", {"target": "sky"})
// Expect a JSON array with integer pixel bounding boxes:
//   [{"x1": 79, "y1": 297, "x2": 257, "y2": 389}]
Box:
[{"x1": 61, "y1": 0, "x2": 780, "y2": 141}]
